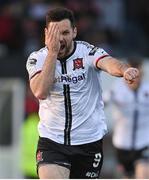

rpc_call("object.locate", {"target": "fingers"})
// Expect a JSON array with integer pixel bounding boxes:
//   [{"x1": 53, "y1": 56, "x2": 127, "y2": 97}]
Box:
[
  {"x1": 124, "y1": 67, "x2": 139, "y2": 81},
  {"x1": 53, "y1": 24, "x2": 60, "y2": 43},
  {"x1": 45, "y1": 23, "x2": 60, "y2": 53},
  {"x1": 45, "y1": 23, "x2": 59, "y2": 44},
  {"x1": 48, "y1": 23, "x2": 59, "y2": 39}
]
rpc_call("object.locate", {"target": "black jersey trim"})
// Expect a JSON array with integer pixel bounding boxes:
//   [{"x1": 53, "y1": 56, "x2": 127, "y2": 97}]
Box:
[
  {"x1": 95, "y1": 55, "x2": 109, "y2": 69},
  {"x1": 30, "y1": 70, "x2": 41, "y2": 80},
  {"x1": 63, "y1": 84, "x2": 72, "y2": 145},
  {"x1": 60, "y1": 61, "x2": 72, "y2": 145}
]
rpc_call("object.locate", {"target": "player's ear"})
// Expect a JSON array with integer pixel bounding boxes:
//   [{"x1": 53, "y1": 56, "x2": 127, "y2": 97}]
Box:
[{"x1": 73, "y1": 27, "x2": 77, "y2": 39}]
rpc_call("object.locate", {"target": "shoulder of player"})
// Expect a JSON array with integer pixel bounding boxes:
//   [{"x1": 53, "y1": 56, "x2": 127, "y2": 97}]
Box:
[
  {"x1": 27, "y1": 46, "x2": 47, "y2": 61},
  {"x1": 76, "y1": 41, "x2": 93, "y2": 48},
  {"x1": 76, "y1": 40, "x2": 104, "y2": 55},
  {"x1": 29, "y1": 46, "x2": 47, "y2": 57}
]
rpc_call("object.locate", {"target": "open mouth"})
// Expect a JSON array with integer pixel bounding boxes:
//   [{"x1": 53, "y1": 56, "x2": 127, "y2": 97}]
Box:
[{"x1": 60, "y1": 44, "x2": 65, "y2": 51}]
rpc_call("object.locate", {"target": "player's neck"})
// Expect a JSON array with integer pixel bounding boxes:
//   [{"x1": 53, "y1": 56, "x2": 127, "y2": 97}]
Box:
[{"x1": 59, "y1": 41, "x2": 76, "y2": 61}]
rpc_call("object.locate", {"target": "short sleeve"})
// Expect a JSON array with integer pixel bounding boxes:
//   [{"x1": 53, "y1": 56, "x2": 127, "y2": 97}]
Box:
[
  {"x1": 26, "y1": 51, "x2": 44, "y2": 79},
  {"x1": 87, "y1": 47, "x2": 110, "y2": 68}
]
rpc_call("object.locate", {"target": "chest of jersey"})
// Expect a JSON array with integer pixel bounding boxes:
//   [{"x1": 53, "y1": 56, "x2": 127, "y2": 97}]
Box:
[{"x1": 52, "y1": 57, "x2": 91, "y2": 94}]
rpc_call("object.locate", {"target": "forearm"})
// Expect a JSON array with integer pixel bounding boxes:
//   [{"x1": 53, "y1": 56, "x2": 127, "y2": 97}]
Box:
[
  {"x1": 30, "y1": 53, "x2": 57, "y2": 99},
  {"x1": 108, "y1": 58, "x2": 129, "y2": 77},
  {"x1": 97, "y1": 57, "x2": 129, "y2": 77}
]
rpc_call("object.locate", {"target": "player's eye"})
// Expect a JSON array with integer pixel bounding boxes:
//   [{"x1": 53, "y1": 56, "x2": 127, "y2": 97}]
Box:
[{"x1": 63, "y1": 31, "x2": 69, "y2": 35}]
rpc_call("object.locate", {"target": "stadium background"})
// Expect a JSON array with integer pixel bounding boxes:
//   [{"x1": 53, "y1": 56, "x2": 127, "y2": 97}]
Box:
[{"x1": 0, "y1": 0, "x2": 149, "y2": 178}]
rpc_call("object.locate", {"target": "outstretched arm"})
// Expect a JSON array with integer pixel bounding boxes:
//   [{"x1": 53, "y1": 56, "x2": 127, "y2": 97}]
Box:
[{"x1": 97, "y1": 56, "x2": 140, "y2": 84}]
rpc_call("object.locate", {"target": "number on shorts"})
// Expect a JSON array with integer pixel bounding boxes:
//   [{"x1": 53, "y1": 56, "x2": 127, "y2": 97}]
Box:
[{"x1": 93, "y1": 153, "x2": 102, "y2": 168}]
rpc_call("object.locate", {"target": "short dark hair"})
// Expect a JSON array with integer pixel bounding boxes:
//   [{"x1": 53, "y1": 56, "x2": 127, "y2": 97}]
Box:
[{"x1": 46, "y1": 7, "x2": 75, "y2": 28}]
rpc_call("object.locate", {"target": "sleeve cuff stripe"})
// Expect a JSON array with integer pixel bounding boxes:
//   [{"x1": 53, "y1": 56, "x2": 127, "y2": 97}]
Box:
[
  {"x1": 30, "y1": 70, "x2": 41, "y2": 79},
  {"x1": 95, "y1": 55, "x2": 109, "y2": 69}
]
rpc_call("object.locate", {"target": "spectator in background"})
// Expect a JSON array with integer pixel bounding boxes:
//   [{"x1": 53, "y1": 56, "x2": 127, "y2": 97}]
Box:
[
  {"x1": 25, "y1": 85, "x2": 39, "y2": 117},
  {"x1": 22, "y1": 18, "x2": 41, "y2": 57},
  {"x1": 0, "y1": 2, "x2": 24, "y2": 54},
  {"x1": 66, "y1": 0, "x2": 100, "y2": 40},
  {"x1": 104, "y1": 57, "x2": 149, "y2": 178},
  {"x1": 20, "y1": 86, "x2": 39, "y2": 178},
  {"x1": 20, "y1": 113, "x2": 39, "y2": 179},
  {"x1": 0, "y1": 4, "x2": 18, "y2": 55},
  {"x1": 95, "y1": 0, "x2": 125, "y2": 54}
]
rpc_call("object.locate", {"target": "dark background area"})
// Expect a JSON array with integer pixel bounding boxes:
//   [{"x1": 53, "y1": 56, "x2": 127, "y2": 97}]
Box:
[{"x1": 0, "y1": 0, "x2": 149, "y2": 82}]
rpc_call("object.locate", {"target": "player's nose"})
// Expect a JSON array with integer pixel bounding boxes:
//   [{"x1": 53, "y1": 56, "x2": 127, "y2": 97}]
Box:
[{"x1": 59, "y1": 34, "x2": 64, "y2": 41}]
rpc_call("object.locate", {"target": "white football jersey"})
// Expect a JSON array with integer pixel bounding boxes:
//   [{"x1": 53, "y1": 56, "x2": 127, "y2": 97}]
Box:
[
  {"x1": 106, "y1": 79, "x2": 149, "y2": 150},
  {"x1": 26, "y1": 41, "x2": 109, "y2": 145}
]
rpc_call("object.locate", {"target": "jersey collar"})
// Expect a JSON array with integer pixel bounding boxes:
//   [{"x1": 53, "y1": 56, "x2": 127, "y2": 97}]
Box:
[{"x1": 58, "y1": 41, "x2": 77, "y2": 62}]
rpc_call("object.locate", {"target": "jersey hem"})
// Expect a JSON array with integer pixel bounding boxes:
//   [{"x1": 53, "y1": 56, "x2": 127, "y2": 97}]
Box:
[{"x1": 39, "y1": 133, "x2": 107, "y2": 145}]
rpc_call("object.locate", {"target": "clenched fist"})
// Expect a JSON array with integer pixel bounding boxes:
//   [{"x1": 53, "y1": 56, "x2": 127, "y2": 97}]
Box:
[{"x1": 123, "y1": 67, "x2": 140, "y2": 84}]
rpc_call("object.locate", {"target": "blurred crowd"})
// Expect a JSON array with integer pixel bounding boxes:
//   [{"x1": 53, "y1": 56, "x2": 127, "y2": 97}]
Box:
[{"x1": 0, "y1": 0, "x2": 149, "y2": 63}]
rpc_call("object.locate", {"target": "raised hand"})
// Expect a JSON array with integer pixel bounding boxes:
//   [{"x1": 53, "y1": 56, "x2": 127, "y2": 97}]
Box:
[{"x1": 45, "y1": 23, "x2": 60, "y2": 55}]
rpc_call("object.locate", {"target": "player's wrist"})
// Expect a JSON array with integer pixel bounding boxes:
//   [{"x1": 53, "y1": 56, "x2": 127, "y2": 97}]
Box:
[
  {"x1": 47, "y1": 50, "x2": 58, "y2": 56},
  {"x1": 121, "y1": 64, "x2": 130, "y2": 77},
  {"x1": 47, "y1": 52, "x2": 58, "y2": 60}
]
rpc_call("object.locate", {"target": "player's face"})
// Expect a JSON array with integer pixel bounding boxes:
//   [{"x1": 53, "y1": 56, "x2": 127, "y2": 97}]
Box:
[{"x1": 48, "y1": 19, "x2": 77, "y2": 59}]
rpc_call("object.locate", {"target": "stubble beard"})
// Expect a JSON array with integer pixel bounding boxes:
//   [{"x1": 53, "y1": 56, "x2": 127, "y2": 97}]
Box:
[{"x1": 58, "y1": 42, "x2": 73, "y2": 59}]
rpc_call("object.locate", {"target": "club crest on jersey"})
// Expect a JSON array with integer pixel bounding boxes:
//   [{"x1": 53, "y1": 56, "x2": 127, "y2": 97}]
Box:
[{"x1": 73, "y1": 58, "x2": 84, "y2": 70}]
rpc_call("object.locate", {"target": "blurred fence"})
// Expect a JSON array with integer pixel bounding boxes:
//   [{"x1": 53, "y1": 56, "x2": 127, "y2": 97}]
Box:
[{"x1": 0, "y1": 78, "x2": 25, "y2": 178}]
